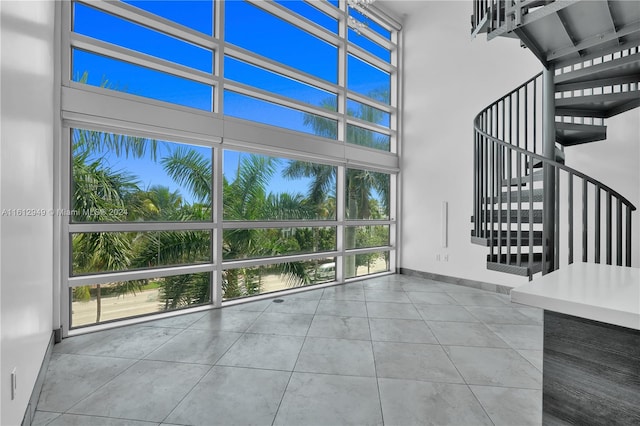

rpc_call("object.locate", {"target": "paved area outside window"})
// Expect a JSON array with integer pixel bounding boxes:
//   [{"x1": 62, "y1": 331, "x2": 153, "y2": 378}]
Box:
[{"x1": 34, "y1": 274, "x2": 543, "y2": 426}]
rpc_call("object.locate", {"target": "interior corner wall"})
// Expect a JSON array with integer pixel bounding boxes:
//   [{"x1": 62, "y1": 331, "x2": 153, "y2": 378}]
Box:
[
  {"x1": 399, "y1": 1, "x2": 541, "y2": 288},
  {"x1": 1, "y1": 1, "x2": 55, "y2": 424}
]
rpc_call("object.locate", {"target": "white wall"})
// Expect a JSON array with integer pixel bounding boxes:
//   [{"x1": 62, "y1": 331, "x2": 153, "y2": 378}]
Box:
[
  {"x1": 399, "y1": 1, "x2": 542, "y2": 287},
  {"x1": 0, "y1": 1, "x2": 55, "y2": 424}
]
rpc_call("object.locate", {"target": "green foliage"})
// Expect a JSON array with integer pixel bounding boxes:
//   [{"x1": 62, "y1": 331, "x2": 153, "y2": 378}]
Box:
[
  {"x1": 73, "y1": 286, "x2": 91, "y2": 302},
  {"x1": 159, "y1": 273, "x2": 210, "y2": 310},
  {"x1": 162, "y1": 147, "x2": 212, "y2": 204},
  {"x1": 71, "y1": 79, "x2": 392, "y2": 319}
]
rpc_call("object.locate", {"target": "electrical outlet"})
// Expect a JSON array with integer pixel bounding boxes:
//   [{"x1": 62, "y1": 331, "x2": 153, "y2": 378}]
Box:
[
  {"x1": 443, "y1": 254, "x2": 449, "y2": 262},
  {"x1": 11, "y1": 368, "x2": 17, "y2": 400},
  {"x1": 436, "y1": 254, "x2": 441, "y2": 261}
]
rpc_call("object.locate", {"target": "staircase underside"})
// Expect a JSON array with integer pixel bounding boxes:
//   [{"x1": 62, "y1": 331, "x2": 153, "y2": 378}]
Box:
[
  {"x1": 555, "y1": 122, "x2": 607, "y2": 146},
  {"x1": 556, "y1": 94, "x2": 640, "y2": 119},
  {"x1": 510, "y1": 0, "x2": 640, "y2": 67},
  {"x1": 555, "y1": 53, "x2": 640, "y2": 85}
]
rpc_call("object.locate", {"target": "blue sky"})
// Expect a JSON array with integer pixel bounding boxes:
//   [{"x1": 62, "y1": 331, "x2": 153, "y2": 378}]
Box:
[
  {"x1": 72, "y1": 0, "x2": 388, "y2": 206},
  {"x1": 78, "y1": 137, "x2": 320, "y2": 206}
]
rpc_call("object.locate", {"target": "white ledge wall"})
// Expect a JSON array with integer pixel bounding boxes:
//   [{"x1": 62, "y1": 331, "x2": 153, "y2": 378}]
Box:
[
  {"x1": 0, "y1": 1, "x2": 55, "y2": 424},
  {"x1": 399, "y1": 1, "x2": 540, "y2": 288}
]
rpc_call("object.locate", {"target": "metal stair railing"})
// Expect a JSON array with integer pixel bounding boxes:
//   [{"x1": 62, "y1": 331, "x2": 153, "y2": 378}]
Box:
[
  {"x1": 472, "y1": 0, "x2": 547, "y2": 38},
  {"x1": 472, "y1": 72, "x2": 637, "y2": 278},
  {"x1": 471, "y1": 0, "x2": 504, "y2": 37}
]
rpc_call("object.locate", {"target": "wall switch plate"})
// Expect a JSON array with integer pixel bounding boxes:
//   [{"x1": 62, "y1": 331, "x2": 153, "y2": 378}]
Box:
[
  {"x1": 443, "y1": 254, "x2": 449, "y2": 262},
  {"x1": 436, "y1": 254, "x2": 441, "y2": 261},
  {"x1": 11, "y1": 368, "x2": 17, "y2": 400}
]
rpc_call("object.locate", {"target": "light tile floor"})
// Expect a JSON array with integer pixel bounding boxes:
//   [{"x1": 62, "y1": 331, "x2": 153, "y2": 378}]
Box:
[{"x1": 34, "y1": 274, "x2": 543, "y2": 426}]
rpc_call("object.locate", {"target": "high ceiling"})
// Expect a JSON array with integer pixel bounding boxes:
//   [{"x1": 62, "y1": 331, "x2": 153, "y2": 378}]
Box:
[{"x1": 376, "y1": 0, "x2": 430, "y2": 20}]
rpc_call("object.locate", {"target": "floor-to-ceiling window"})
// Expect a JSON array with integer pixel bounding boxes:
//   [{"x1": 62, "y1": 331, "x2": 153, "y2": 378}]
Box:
[{"x1": 60, "y1": 0, "x2": 400, "y2": 333}]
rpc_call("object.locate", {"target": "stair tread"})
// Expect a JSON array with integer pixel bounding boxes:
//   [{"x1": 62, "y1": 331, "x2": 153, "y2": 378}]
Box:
[
  {"x1": 479, "y1": 209, "x2": 543, "y2": 223},
  {"x1": 556, "y1": 121, "x2": 607, "y2": 146},
  {"x1": 554, "y1": 53, "x2": 640, "y2": 86},
  {"x1": 504, "y1": 169, "x2": 543, "y2": 186},
  {"x1": 471, "y1": 230, "x2": 544, "y2": 247},
  {"x1": 474, "y1": 230, "x2": 543, "y2": 240},
  {"x1": 474, "y1": 230, "x2": 543, "y2": 237},
  {"x1": 555, "y1": 122, "x2": 606, "y2": 130},
  {"x1": 484, "y1": 187, "x2": 544, "y2": 203},
  {"x1": 556, "y1": 93, "x2": 640, "y2": 119},
  {"x1": 487, "y1": 253, "x2": 544, "y2": 277}
]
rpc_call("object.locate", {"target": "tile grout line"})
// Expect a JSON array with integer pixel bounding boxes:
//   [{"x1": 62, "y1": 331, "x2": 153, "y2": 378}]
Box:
[
  {"x1": 270, "y1": 288, "x2": 324, "y2": 426},
  {"x1": 158, "y1": 301, "x2": 272, "y2": 425},
  {"x1": 40, "y1": 275, "x2": 543, "y2": 425},
  {"x1": 46, "y1": 324, "x2": 201, "y2": 423},
  {"x1": 406, "y1": 284, "x2": 498, "y2": 426},
  {"x1": 57, "y1": 357, "x2": 143, "y2": 420},
  {"x1": 365, "y1": 293, "x2": 386, "y2": 426}
]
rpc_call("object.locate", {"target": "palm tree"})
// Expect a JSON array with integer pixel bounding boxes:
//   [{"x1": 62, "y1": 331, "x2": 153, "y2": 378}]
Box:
[
  {"x1": 292, "y1": 91, "x2": 392, "y2": 277},
  {"x1": 71, "y1": 131, "x2": 144, "y2": 322},
  {"x1": 71, "y1": 73, "x2": 344, "y2": 313},
  {"x1": 155, "y1": 149, "x2": 318, "y2": 301},
  {"x1": 127, "y1": 185, "x2": 183, "y2": 220},
  {"x1": 221, "y1": 154, "x2": 319, "y2": 297},
  {"x1": 282, "y1": 162, "x2": 389, "y2": 278},
  {"x1": 71, "y1": 74, "x2": 164, "y2": 323}
]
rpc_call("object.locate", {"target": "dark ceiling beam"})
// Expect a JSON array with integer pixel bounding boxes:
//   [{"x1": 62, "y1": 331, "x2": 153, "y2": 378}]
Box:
[
  {"x1": 605, "y1": 0, "x2": 621, "y2": 46},
  {"x1": 547, "y1": 21, "x2": 640, "y2": 63},
  {"x1": 554, "y1": 40, "x2": 640, "y2": 68},
  {"x1": 556, "y1": 9, "x2": 582, "y2": 57}
]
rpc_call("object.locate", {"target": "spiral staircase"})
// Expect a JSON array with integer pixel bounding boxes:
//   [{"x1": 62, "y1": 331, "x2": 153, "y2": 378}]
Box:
[{"x1": 470, "y1": 0, "x2": 639, "y2": 279}]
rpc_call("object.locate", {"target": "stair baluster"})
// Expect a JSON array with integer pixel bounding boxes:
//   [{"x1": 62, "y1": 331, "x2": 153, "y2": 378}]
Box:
[{"x1": 471, "y1": 49, "x2": 637, "y2": 277}]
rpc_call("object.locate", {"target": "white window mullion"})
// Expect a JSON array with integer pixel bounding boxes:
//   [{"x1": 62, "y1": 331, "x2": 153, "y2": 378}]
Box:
[
  {"x1": 68, "y1": 264, "x2": 216, "y2": 287},
  {"x1": 338, "y1": 2, "x2": 348, "y2": 144},
  {"x1": 336, "y1": 1, "x2": 348, "y2": 283},
  {"x1": 223, "y1": 220, "x2": 338, "y2": 230},
  {"x1": 249, "y1": 0, "x2": 341, "y2": 47},
  {"x1": 306, "y1": 0, "x2": 342, "y2": 20},
  {"x1": 345, "y1": 246, "x2": 394, "y2": 257},
  {"x1": 214, "y1": 0, "x2": 225, "y2": 114},
  {"x1": 213, "y1": 145, "x2": 223, "y2": 307},
  {"x1": 62, "y1": 108, "x2": 223, "y2": 149},
  {"x1": 70, "y1": 33, "x2": 217, "y2": 87},
  {"x1": 61, "y1": 0, "x2": 72, "y2": 87},
  {"x1": 347, "y1": 43, "x2": 397, "y2": 75},
  {"x1": 76, "y1": 0, "x2": 218, "y2": 51},
  {"x1": 211, "y1": 0, "x2": 227, "y2": 307},
  {"x1": 68, "y1": 222, "x2": 215, "y2": 233},
  {"x1": 344, "y1": 219, "x2": 395, "y2": 227},
  {"x1": 222, "y1": 251, "x2": 341, "y2": 270},
  {"x1": 60, "y1": 127, "x2": 72, "y2": 337},
  {"x1": 390, "y1": 172, "x2": 398, "y2": 273},
  {"x1": 225, "y1": 81, "x2": 340, "y2": 121},
  {"x1": 347, "y1": 91, "x2": 395, "y2": 115},
  {"x1": 346, "y1": 116, "x2": 395, "y2": 136},
  {"x1": 336, "y1": 165, "x2": 346, "y2": 282},
  {"x1": 225, "y1": 45, "x2": 341, "y2": 96}
]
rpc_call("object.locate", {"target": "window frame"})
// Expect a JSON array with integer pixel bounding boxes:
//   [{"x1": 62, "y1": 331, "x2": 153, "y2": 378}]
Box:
[{"x1": 59, "y1": 0, "x2": 402, "y2": 336}]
